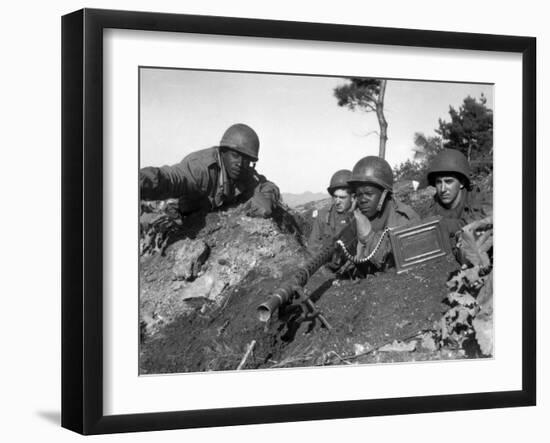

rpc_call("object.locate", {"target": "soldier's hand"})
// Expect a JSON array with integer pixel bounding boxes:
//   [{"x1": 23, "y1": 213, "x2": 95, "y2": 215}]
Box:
[
  {"x1": 245, "y1": 198, "x2": 269, "y2": 218},
  {"x1": 353, "y1": 209, "x2": 372, "y2": 244},
  {"x1": 334, "y1": 260, "x2": 356, "y2": 278},
  {"x1": 458, "y1": 216, "x2": 493, "y2": 268},
  {"x1": 259, "y1": 181, "x2": 281, "y2": 202}
]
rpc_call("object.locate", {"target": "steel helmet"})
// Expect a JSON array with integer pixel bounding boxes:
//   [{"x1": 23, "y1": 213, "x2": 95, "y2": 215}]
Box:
[
  {"x1": 327, "y1": 169, "x2": 352, "y2": 194},
  {"x1": 219, "y1": 123, "x2": 260, "y2": 161},
  {"x1": 427, "y1": 149, "x2": 471, "y2": 188},
  {"x1": 348, "y1": 156, "x2": 393, "y2": 191}
]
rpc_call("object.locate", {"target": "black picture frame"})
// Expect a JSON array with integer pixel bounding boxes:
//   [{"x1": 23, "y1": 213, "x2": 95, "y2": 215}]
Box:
[{"x1": 61, "y1": 8, "x2": 536, "y2": 435}]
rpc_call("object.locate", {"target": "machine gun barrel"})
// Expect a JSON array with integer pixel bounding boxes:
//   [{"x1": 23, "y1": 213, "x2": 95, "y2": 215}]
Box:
[{"x1": 256, "y1": 223, "x2": 356, "y2": 322}]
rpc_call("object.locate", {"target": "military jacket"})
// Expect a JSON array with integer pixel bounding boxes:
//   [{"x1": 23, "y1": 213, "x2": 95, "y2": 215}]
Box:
[
  {"x1": 427, "y1": 188, "x2": 491, "y2": 238},
  {"x1": 357, "y1": 198, "x2": 420, "y2": 270},
  {"x1": 139, "y1": 147, "x2": 279, "y2": 217},
  {"x1": 307, "y1": 204, "x2": 352, "y2": 255},
  {"x1": 427, "y1": 188, "x2": 492, "y2": 263}
]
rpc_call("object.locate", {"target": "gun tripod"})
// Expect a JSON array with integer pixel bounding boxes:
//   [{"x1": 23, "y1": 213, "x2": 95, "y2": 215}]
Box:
[{"x1": 284, "y1": 285, "x2": 333, "y2": 331}]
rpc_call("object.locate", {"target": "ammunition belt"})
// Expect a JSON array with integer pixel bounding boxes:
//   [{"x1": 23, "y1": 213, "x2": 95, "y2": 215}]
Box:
[{"x1": 336, "y1": 227, "x2": 392, "y2": 265}]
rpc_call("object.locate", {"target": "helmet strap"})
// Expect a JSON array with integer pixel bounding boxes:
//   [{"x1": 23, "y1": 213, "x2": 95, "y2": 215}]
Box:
[{"x1": 376, "y1": 189, "x2": 389, "y2": 213}]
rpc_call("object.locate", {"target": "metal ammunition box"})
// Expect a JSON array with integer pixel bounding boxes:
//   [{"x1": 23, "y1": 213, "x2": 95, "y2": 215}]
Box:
[{"x1": 389, "y1": 216, "x2": 451, "y2": 273}]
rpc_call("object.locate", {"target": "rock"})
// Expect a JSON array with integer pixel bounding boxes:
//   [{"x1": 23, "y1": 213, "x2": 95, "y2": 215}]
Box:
[
  {"x1": 420, "y1": 333, "x2": 438, "y2": 352},
  {"x1": 180, "y1": 274, "x2": 215, "y2": 300},
  {"x1": 395, "y1": 319, "x2": 410, "y2": 329},
  {"x1": 178, "y1": 273, "x2": 229, "y2": 302},
  {"x1": 379, "y1": 340, "x2": 417, "y2": 352},
  {"x1": 171, "y1": 239, "x2": 210, "y2": 281}
]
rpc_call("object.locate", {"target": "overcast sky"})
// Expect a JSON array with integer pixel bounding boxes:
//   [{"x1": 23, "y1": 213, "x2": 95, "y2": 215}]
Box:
[{"x1": 140, "y1": 68, "x2": 493, "y2": 194}]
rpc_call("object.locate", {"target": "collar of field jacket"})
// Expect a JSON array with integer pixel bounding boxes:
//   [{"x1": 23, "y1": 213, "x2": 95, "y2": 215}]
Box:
[
  {"x1": 369, "y1": 197, "x2": 392, "y2": 232},
  {"x1": 216, "y1": 148, "x2": 245, "y2": 204}
]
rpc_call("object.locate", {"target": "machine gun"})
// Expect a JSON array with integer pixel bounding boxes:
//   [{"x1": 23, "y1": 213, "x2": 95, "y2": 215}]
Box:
[
  {"x1": 256, "y1": 215, "x2": 453, "y2": 326},
  {"x1": 256, "y1": 222, "x2": 358, "y2": 327}
]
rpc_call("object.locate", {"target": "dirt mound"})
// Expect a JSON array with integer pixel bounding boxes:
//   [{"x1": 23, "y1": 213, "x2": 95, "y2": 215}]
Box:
[
  {"x1": 138, "y1": 199, "x2": 487, "y2": 374},
  {"x1": 139, "y1": 204, "x2": 307, "y2": 339},
  {"x1": 141, "y1": 252, "x2": 461, "y2": 373}
]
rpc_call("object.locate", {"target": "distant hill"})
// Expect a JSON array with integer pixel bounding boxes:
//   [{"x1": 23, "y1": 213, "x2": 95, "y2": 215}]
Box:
[{"x1": 281, "y1": 191, "x2": 328, "y2": 208}]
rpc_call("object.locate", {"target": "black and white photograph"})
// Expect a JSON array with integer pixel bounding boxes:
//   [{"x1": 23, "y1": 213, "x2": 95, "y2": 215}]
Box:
[{"x1": 138, "y1": 68, "x2": 494, "y2": 374}]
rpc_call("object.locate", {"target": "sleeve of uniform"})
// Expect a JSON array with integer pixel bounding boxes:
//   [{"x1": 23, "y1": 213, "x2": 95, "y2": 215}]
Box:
[
  {"x1": 359, "y1": 203, "x2": 420, "y2": 269},
  {"x1": 359, "y1": 230, "x2": 393, "y2": 270},
  {"x1": 307, "y1": 214, "x2": 324, "y2": 255},
  {"x1": 467, "y1": 190, "x2": 493, "y2": 224},
  {"x1": 139, "y1": 157, "x2": 209, "y2": 201}
]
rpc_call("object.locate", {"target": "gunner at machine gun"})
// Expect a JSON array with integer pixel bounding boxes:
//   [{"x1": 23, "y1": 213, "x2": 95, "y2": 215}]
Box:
[{"x1": 257, "y1": 156, "x2": 420, "y2": 324}]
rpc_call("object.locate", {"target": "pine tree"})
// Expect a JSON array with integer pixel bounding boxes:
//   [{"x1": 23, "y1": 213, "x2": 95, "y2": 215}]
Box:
[
  {"x1": 436, "y1": 94, "x2": 493, "y2": 165},
  {"x1": 334, "y1": 78, "x2": 388, "y2": 159}
]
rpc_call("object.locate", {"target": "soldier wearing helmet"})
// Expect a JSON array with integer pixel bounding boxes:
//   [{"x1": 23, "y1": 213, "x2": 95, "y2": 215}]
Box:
[
  {"x1": 346, "y1": 156, "x2": 419, "y2": 271},
  {"x1": 426, "y1": 149, "x2": 492, "y2": 263},
  {"x1": 139, "y1": 123, "x2": 280, "y2": 218},
  {"x1": 426, "y1": 149, "x2": 491, "y2": 236},
  {"x1": 307, "y1": 169, "x2": 354, "y2": 255}
]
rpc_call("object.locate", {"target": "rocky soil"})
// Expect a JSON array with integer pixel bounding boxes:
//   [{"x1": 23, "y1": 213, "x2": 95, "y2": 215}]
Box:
[{"x1": 139, "y1": 192, "x2": 493, "y2": 374}]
